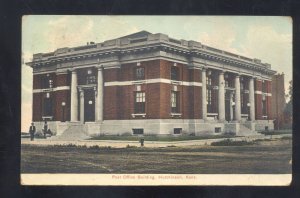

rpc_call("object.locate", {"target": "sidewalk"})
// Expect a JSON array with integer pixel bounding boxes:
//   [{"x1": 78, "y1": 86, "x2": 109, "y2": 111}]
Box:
[{"x1": 21, "y1": 134, "x2": 292, "y2": 148}]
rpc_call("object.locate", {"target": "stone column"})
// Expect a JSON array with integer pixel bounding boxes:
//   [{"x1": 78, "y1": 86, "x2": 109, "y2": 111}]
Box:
[
  {"x1": 235, "y1": 75, "x2": 241, "y2": 121},
  {"x1": 249, "y1": 77, "x2": 255, "y2": 121},
  {"x1": 79, "y1": 89, "x2": 84, "y2": 123},
  {"x1": 201, "y1": 68, "x2": 207, "y2": 120},
  {"x1": 94, "y1": 87, "x2": 98, "y2": 121},
  {"x1": 70, "y1": 70, "x2": 78, "y2": 122},
  {"x1": 218, "y1": 71, "x2": 225, "y2": 121},
  {"x1": 97, "y1": 66, "x2": 104, "y2": 122},
  {"x1": 230, "y1": 92, "x2": 234, "y2": 121}
]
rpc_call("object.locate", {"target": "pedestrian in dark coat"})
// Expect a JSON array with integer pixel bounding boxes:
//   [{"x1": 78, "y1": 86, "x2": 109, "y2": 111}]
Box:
[
  {"x1": 29, "y1": 123, "x2": 36, "y2": 141},
  {"x1": 43, "y1": 121, "x2": 48, "y2": 139}
]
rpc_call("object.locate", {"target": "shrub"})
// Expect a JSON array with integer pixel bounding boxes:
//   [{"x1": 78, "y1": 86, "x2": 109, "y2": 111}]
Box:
[
  {"x1": 167, "y1": 145, "x2": 176, "y2": 147},
  {"x1": 121, "y1": 132, "x2": 132, "y2": 136},
  {"x1": 89, "y1": 145, "x2": 100, "y2": 150},
  {"x1": 281, "y1": 136, "x2": 292, "y2": 140},
  {"x1": 126, "y1": 144, "x2": 137, "y2": 148},
  {"x1": 211, "y1": 139, "x2": 253, "y2": 146}
]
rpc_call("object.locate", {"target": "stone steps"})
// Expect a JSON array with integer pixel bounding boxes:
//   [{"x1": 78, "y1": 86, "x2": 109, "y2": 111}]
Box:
[
  {"x1": 50, "y1": 125, "x2": 90, "y2": 141},
  {"x1": 239, "y1": 124, "x2": 259, "y2": 136}
]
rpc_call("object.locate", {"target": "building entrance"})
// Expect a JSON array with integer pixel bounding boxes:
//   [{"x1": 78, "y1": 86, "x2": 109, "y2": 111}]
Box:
[
  {"x1": 225, "y1": 92, "x2": 231, "y2": 121},
  {"x1": 84, "y1": 89, "x2": 95, "y2": 122}
]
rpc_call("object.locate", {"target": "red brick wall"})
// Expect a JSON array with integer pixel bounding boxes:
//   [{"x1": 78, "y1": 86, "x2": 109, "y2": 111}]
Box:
[
  {"x1": 180, "y1": 85, "x2": 189, "y2": 119},
  {"x1": 144, "y1": 60, "x2": 160, "y2": 79},
  {"x1": 255, "y1": 79, "x2": 262, "y2": 120},
  {"x1": 190, "y1": 86, "x2": 202, "y2": 119},
  {"x1": 117, "y1": 60, "x2": 161, "y2": 82},
  {"x1": 190, "y1": 69, "x2": 201, "y2": 82},
  {"x1": 266, "y1": 80, "x2": 272, "y2": 119},
  {"x1": 33, "y1": 73, "x2": 69, "y2": 90},
  {"x1": 181, "y1": 63, "x2": 189, "y2": 81},
  {"x1": 104, "y1": 68, "x2": 120, "y2": 82},
  {"x1": 104, "y1": 86, "x2": 119, "y2": 120},
  {"x1": 266, "y1": 80, "x2": 272, "y2": 93},
  {"x1": 33, "y1": 74, "x2": 42, "y2": 89},
  {"x1": 32, "y1": 92, "x2": 43, "y2": 121},
  {"x1": 33, "y1": 73, "x2": 56, "y2": 89},
  {"x1": 160, "y1": 83, "x2": 171, "y2": 119},
  {"x1": 146, "y1": 84, "x2": 161, "y2": 119},
  {"x1": 160, "y1": 60, "x2": 171, "y2": 79},
  {"x1": 56, "y1": 73, "x2": 69, "y2": 87},
  {"x1": 117, "y1": 85, "x2": 131, "y2": 119},
  {"x1": 119, "y1": 63, "x2": 134, "y2": 81}
]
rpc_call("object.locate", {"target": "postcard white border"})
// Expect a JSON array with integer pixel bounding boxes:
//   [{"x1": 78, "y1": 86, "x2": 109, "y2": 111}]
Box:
[{"x1": 21, "y1": 174, "x2": 292, "y2": 186}]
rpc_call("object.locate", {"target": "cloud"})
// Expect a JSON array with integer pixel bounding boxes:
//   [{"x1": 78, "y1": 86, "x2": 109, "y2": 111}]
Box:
[
  {"x1": 21, "y1": 102, "x2": 32, "y2": 132},
  {"x1": 44, "y1": 16, "x2": 140, "y2": 52},
  {"x1": 46, "y1": 16, "x2": 95, "y2": 51},
  {"x1": 242, "y1": 25, "x2": 292, "y2": 91}
]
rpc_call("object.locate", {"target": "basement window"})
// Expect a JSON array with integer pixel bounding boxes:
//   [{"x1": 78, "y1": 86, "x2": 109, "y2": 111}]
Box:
[
  {"x1": 174, "y1": 128, "x2": 182, "y2": 134},
  {"x1": 215, "y1": 127, "x2": 221, "y2": 133},
  {"x1": 133, "y1": 128, "x2": 144, "y2": 135}
]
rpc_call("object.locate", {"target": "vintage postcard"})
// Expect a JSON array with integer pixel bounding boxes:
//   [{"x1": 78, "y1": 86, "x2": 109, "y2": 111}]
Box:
[{"x1": 21, "y1": 15, "x2": 292, "y2": 185}]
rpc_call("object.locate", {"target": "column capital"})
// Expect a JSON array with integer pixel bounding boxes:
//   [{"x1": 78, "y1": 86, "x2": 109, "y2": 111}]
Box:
[
  {"x1": 79, "y1": 89, "x2": 84, "y2": 98},
  {"x1": 69, "y1": 68, "x2": 77, "y2": 73},
  {"x1": 218, "y1": 70, "x2": 226, "y2": 75},
  {"x1": 96, "y1": 65, "x2": 104, "y2": 70},
  {"x1": 201, "y1": 67, "x2": 208, "y2": 72}
]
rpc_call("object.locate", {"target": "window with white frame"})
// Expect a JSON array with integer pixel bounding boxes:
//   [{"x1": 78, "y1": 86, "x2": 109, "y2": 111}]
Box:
[
  {"x1": 135, "y1": 67, "x2": 145, "y2": 80},
  {"x1": 171, "y1": 91, "x2": 180, "y2": 113},
  {"x1": 86, "y1": 69, "x2": 96, "y2": 84},
  {"x1": 43, "y1": 92, "x2": 52, "y2": 116},
  {"x1": 171, "y1": 66, "x2": 179, "y2": 80},
  {"x1": 206, "y1": 76, "x2": 212, "y2": 86},
  {"x1": 207, "y1": 89, "x2": 212, "y2": 112},
  {"x1": 262, "y1": 94, "x2": 267, "y2": 117},
  {"x1": 134, "y1": 91, "x2": 145, "y2": 113}
]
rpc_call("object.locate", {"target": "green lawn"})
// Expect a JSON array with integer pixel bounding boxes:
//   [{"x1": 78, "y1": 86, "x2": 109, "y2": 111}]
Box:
[
  {"x1": 21, "y1": 139, "x2": 292, "y2": 174},
  {"x1": 258, "y1": 129, "x2": 292, "y2": 135}
]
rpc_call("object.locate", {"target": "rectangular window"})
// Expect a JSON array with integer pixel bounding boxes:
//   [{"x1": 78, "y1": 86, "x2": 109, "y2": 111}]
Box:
[
  {"x1": 133, "y1": 128, "x2": 144, "y2": 135},
  {"x1": 43, "y1": 97, "x2": 52, "y2": 116},
  {"x1": 171, "y1": 66, "x2": 179, "y2": 81},
  {"x1": 174, "y1": 128, "x2": 182, "y2": 134},
  {"x1": 171, "y1": 91, "x2": 180, "y2": 113},
  {"x1": 206, "y1": 76, "x2": 212, "y2": 86},
  {"x1": 207, "y1": 89, "x2": 212, "y2": 112},
  {"x1": 135, "y1": 67, "x2": 145, "y2": 80},
  {"x1": 135, "y1": 92, "x2": 145, "y2": 113},
  {"x1": 262, "y1": 97, "x2": 267, "y2": 116},
  {"x1": 42, "y1": 75, "x2": 53, "y2": 89},
  {"x1": 215, "y1": 127, "x2": 221, "y2": 133},
  {"x1": 86, "y1": 75, "x2": 96, "y2": 84},
  {"x1": 240, "y1": 82, "x2": 244, "y2": 90},
  {"x1": 262, "y1": 81, "x2": 267, "y2": 93},
  {"x1": 225, "y1": 80, "x2": 229, "y2": 87}
]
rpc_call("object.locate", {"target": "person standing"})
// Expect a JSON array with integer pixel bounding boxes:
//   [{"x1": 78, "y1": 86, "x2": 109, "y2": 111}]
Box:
[
  {"x1": 43, "y1": 121, "x2": 48, "y2": 139},
  {"x1": 29, "y1": 123, "x2": 36, "y2": 141}
]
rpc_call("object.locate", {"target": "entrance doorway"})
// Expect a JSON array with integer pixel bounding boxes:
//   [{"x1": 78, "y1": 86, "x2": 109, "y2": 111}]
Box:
[{"x1": 84, "y1": 89, "x2": 95, "y2": 122}]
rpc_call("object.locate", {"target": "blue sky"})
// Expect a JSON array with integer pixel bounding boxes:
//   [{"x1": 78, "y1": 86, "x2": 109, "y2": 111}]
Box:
[{"x1": 21, "y1": 16, "x2": 292, "y2": 131}]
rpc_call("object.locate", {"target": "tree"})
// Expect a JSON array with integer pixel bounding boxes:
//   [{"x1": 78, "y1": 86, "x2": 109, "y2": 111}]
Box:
[{"x1": 283, "y1": 80, "x2": 292, "y2": 127}]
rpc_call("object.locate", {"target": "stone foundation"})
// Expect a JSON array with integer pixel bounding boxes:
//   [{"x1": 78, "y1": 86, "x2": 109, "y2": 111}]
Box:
[{"x1": 33, "y1": 119, "x2": 274, "y2": 137}]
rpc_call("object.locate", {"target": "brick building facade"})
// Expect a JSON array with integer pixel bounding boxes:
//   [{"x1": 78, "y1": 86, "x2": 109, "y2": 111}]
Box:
[
  {"x1": 271, "y1": 73, "x2": 287, "y2": 129},
  {"x1": 26, "y1": 31, "x2": 276, "y2": 136}
]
